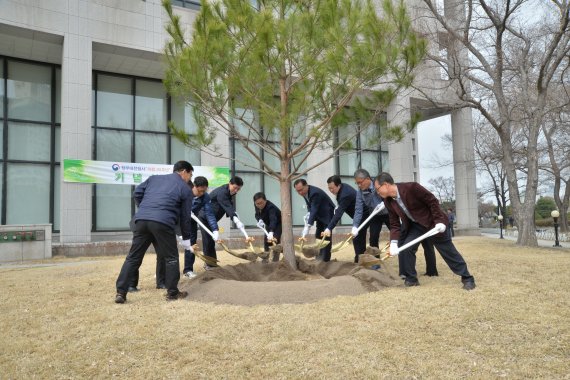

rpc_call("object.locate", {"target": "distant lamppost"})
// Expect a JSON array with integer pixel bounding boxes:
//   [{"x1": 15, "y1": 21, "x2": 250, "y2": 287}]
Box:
[
  {"x1": 551, "y1": 210, "x2": 561, "y2": 247},
  {"x1": 498, "y1": 214, "x2": 504, "y2": 239}
]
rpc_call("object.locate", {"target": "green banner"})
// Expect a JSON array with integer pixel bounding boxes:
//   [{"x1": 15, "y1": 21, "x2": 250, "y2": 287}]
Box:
[{"x1": 63, "y1": 159, "x2": 230, "y2": 188}]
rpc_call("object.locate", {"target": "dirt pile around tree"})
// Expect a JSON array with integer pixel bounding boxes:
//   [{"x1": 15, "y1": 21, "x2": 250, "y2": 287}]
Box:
[{"x1": 181, "y1": 257, "x2": 401, "y2": 306}]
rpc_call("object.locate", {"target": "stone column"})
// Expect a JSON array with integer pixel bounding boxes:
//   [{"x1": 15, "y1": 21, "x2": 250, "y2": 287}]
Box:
[
  {"x1": 451, "y1": 108, "x2": 479, "y2": 235},
  {"x1": 387, "y1": 96, "x2": 417, "y2": 182},
  {"x1": 59, "y1": 2, "x2": 93, "y2": 243}
]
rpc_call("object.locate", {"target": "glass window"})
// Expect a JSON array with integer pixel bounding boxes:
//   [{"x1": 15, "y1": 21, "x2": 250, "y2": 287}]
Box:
[
  {"x1": 8, "y1": 122, "x2": 51, "y2": 161},
  {"x1": 0, "y1": 165, "x2": 3, "y2": 219},
  {"x1": 95, "y1": 184, "x2": 132, "y2": 230},
  {"x1": 135, "y1": 80, "x2": 167, "y2": 132},
  {"x1": 234, "y1": 173, "x2": 262, "y2": 226},
  {"x1": 235, "y1": 144, "x2": 261, "y2": 171},
  {"x1": 96, "y1": 75, "x2": 133, "y2": 129},
  {"x1": 54, "y1": 165, "x2": 60, "y2": 230},
  {"x1": 55, "y1": 68, "x2": 61, "y2": 123},
  {"x1": 0, "y1": 123, "x2": 3, "y2": 160},
  {"x1": 0, "y1": 58, "x2": 4, "y2": 119},
  {"x1": 55, "y1": 127, "x2": 61, "y2": 163},
  {"x1": 135, "y1": 133, "x2": 168, "y2": 164},
  {"x1": 171, "y1": 100, "x2": 199, "y2": 135},
  {"x1": 171, "y1": 137, "x2": 201, "y2": 165},
  {"x1": 263, "y1": 176, "x2": 281, "y2": 209},
  {"x1": 291, "y1": 182, "x2": 307, "y2": 226},
  {"x1": 7, "y1": 62, "x2": 51, "y2": 122},
  {"x1": 6, "y1": 164, "x2": 50, "y2": 224},
  {"x1": 339, "y1": 151, "x2": 358, "y2": 176},
  {"x1": 96, "y1": 129, "x2": 132, "y2": 162},
  {"x1": 361, "y1": 151, "x2": 379, "y2": 177}
]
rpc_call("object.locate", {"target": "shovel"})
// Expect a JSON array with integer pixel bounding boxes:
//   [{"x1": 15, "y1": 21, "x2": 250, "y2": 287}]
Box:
[
  {"x1": 380, "y1": 225, "x2": 445, "y2": 261},
  {"x1": 332, "y1": 203, "x2": 386, "y2": 252},
  {"x1": 192, "y1": 214, "x2": 257, "y2": 266}
]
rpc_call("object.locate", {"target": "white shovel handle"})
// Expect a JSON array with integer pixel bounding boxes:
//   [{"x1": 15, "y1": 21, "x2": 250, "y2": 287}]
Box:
[
  {"x1": 391, "y1": 226, "x2": 441, "y2": 256},
  {"x1": 239, "y1": 226, "x2": 250, "y2": 239},
  {"x1": 190, "y1": 213, "x2": 216, "y2": 240},
  {"x1": 257, "y1": 225, "x2": 270, "y2": 238},
  {"x1": 356, "y1": 203, "x2": 386, "y2": 233}
]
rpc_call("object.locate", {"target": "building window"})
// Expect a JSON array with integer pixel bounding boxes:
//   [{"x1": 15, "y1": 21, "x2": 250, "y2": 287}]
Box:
[
  {"x1": 335, "y1": 119, "x2": 389, "y2": 224},
  {"x1": 171, "y1": 0, "x2": 201, "y2": 10},
  {"x1": 0, "y1": 57, "x2": 60, "y2": 230},
  {"x1": 230, "y1": 108, "x2": 306, "y2": 227},
  {"x1": 92, "y1": 71, "x2": 200, "y2": 231}
]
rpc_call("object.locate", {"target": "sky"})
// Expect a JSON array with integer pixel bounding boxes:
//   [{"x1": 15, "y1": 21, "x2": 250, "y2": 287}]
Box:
[{"x1": 417, "y1": 115, "x2": 456, "y2": 189}]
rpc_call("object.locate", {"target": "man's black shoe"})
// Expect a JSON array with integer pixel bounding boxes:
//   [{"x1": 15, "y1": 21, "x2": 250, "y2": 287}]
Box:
[
  {"x1": 462, "y1": 280, "x2": 476, "y2": 290},
  {"x1": 404, "y1": 280, "x2": 420, "y2": 287},
  {"x1": 115, "y1": 292, "x2": 126, "y2": 304},
  {"x1": 128, "y1": 286, "x2": 139, "y2": 292},
  {"x1": 166, "y1": 291, "x2": 188, "y2": 301},
  {"x1": 156, "y1": 284, "x2": 166, "y2": 289}
]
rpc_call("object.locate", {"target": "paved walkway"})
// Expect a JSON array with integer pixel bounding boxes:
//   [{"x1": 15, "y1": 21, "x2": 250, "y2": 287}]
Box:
[{"x1": 480, "y1": 228, "x2": 569, "y2": 249}]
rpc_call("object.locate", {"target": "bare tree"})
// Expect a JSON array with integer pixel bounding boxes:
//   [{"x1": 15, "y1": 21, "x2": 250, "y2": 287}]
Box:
[
  {"x1": 428, "y1": 176, "x2": 455, "y2": 203},
  {"x1": 539, "y1": 85, "x2": 570, "y2": 232},
  {"x1": 415, "y1": 0, "x2": 570, "y2": 246}
]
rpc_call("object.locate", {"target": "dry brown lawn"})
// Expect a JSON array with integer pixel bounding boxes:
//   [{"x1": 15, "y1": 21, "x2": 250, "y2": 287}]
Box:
[{"x1": 1, "y1": 236, "x2": 569, "y2": 379}]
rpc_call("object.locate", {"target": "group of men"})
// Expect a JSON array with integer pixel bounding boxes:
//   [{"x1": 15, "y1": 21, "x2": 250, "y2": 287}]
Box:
[{"x1": 115, "y1": 160, "x2": 475, "y2": 304}]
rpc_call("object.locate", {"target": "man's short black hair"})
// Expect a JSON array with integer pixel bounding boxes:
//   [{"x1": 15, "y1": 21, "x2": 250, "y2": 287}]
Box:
[
  {"x1": 194, "y1": 176, "x2": 209, "y2": 188},
  {"x1": 173, "y1": 160, "x2": 194, "y2": 173},
  {"x1": 293, "y1": 178, "x2": 307, "y2": 187},
  {"x1": 375, "y1": 172, "x2": 395, "y2": 185},
  {"x1": 327, "y1": 175, "x2": 342, "y2": 186},
  {"x1": 253, "y1": 192, "x2": 266, "y2": 202},
  {"x1": 230, "y1": 176, "x2": 243, "y2": 186}
]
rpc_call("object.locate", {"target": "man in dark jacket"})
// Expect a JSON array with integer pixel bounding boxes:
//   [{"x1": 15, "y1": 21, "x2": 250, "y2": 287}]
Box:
[
  {"x1": 200, "y1": 176, "x2": 244, "y2": 266},
  {"x1": 115, "y1": 160, "x2": 194, "y2": 303},
  {"x1": 294, "y1": 178, "x2": 335, "y2": 262},
  {"x1": 322, "y1": 175, "x2": 366, "y2": 263},
  {"x1": 374, "y1": 172, "x2": 475, "y2": 290},
  {"x1": 253, "y1": 192, "x2": 282, "y2": 262},
  {"x1": 156, "y1": 176, "x2": 220, "y2": 282}
]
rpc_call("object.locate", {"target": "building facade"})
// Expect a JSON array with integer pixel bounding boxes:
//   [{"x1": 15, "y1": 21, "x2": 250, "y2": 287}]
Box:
[{"x1": 0, "y1": 0, "x2": 478, "y2": 247}]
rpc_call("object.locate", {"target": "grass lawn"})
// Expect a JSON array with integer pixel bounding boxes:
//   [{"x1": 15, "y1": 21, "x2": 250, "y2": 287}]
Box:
[{"x1": 0, "y1": 236, "x2": 569, "y2": 379}]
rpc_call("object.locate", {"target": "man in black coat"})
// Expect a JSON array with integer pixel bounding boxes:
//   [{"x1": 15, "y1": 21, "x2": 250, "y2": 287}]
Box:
[
  {"x1": 200, "y1": 176, "x2": 244, "y2": 266},
  {"x1": 322, "y1": 175, "x2": 366, "y2": 263},
  {"x1": 294, "y1": 178, "x2": 335, "y2": 262},
  {"x1": 253, "y1": 192, "x2": 282, "y2": 262}
]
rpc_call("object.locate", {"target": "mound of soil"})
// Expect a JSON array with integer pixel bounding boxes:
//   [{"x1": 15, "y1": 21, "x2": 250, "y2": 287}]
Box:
[{"x1": 181, "y1": 257, "x2": 401, "y2": 306}]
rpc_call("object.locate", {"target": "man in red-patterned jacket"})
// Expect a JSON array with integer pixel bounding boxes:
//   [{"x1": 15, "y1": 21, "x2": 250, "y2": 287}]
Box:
[{"x1": 374, "y1": 172, "x2": 476, "y2": 290}]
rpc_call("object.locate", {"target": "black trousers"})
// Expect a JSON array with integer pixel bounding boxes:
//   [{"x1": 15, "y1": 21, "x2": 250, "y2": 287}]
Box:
[
  {"x1": 116, "y1": 220, "x2": 181, "y2": 296},
  {"x1": 315, "y1": 220, "x2": 332, "y2": 262},
  {"x1": 200, "y1": 215, "x2": 219, "y2": 265},
  {"x1": 398, "y1": 222, "x2": 473, "y2": 284},
  {"x1": 353, "y1": 214, "x2": 390, "y2": 262}
]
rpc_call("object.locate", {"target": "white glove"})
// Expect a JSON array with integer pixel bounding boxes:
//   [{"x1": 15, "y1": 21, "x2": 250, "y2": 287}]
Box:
[
  {"x1": 232, "y1": 216, "x2": 244, "y2": 230},
  {"x1": 212, "y1": 230, "x2": 220, "y2": 241},
  {"x1": 267, "y1": 231, "x2": 274, "y2": 241},
  {"x1": 256, "y1": 219, "x2": 265, "y2": 229},
  {"x1": 322, "y1": 228, "x2": 331, "y2": 237},
  {"x1": 390, "y1": 242, "x2": 399, "y2": 256},
  {"x1": 302, "y1": 225, "x2": 310, "y2": 238},
  {"x1": 351, "y1": 226, "x2": 359, "y2": 237},
  {"x1": 181, "y1": 239, "x2": 193, "y2": 252},
  {"x1": 435, "y1": 223, "x2": 446, "y2": 233}
]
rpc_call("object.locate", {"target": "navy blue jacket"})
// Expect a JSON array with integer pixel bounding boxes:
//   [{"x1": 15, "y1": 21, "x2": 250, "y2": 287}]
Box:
[
  {"x1": 304, "y1": 185, "x2": 335, "y2": 226},
  {"x1": 255, "y1": 200, "x2": 282, "y2": 238},
  {"x1": 326, "y1": 183, "x2": 357, "y2": 230},
  {"x1": 203, "y1": 184, "x2": 237, "y2": 221},
  {"x1": 190, "y1": 192, "x2": 218, "y2": 244},
  {"x1": 133, "y1": 172, "x2": 193, "y2": 239}
]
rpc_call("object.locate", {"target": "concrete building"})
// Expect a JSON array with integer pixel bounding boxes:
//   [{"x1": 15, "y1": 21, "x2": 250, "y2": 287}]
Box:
[{"x1": 0, "y1": 0, "x2": 478, "y2": 255}]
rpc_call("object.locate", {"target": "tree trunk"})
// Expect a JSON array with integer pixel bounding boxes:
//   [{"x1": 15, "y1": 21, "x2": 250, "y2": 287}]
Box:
[{"x1": 280, "y1": 160, "x2": 297, "y2": 270}]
